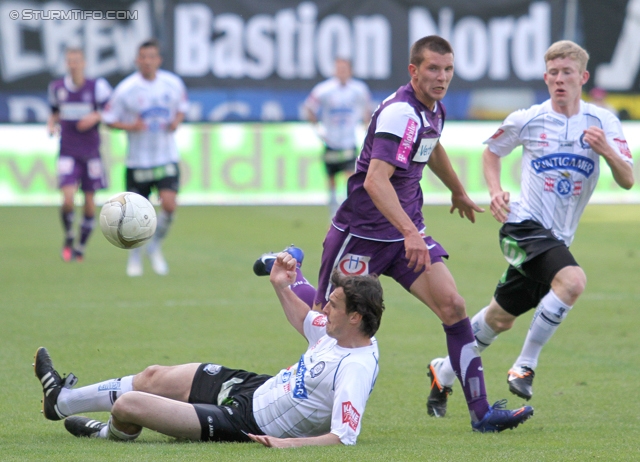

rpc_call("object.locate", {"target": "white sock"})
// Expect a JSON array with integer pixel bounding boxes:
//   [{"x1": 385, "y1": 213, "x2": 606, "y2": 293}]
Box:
[
  {"x1": 514, "y1": 290, "x2": 572, "y2": 370},
  {"x1": 57, "y1": 376, "x2": 134, "y2": 416},
  {"x1": 107, "y1": 417, "x2": 141, "y2": 441},
  {"x1": 438, "y1": 307, "x2": 497, "y2": 387},
  {"x1": 470, "y1": 306, "x2": 498, "y2": 351}
]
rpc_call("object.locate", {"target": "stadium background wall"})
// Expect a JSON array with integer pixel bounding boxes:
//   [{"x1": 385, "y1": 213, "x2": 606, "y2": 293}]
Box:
[
  {"x1": 0, "y1": 0, "x2": 639, "y2": 122},
  {"x1": 0, "y1": 122, "x2": 638, "y2": 206}
]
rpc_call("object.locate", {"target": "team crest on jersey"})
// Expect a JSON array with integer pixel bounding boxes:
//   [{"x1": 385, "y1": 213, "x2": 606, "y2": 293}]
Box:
[
  {"x1": 312, "y1": 315, "x2": 327, "y2": 327},
  {"x1": 342, "y1": 401, "x2": 361, "y2": 430},
  {"x1": 613, "y1": 138, "x2": 632, "y2": 159},
  {"x1": 57, "y1": 87, "x2": 68, "y2": 102},
  {"x1": 338, "y1": 254, "x2": 370, "y2": 275},
  {"x1": 531, "y1": 154, "x2": 595, "y2": 177},
  {"x1": 579, "y1": 133, "x2": 591, "y2": 149},
  {"x1": 310, "y1": 361, "x2": 326, "y2": 378}
]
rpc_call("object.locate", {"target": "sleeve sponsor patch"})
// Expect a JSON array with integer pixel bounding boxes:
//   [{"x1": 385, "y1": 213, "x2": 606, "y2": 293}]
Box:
[
  {"x1": 342, "y1": 401, "x2": 361, "y2": 431},
  {"x1": 613, "y1": 138, "x2": 632, "y2": 159},
  {"x1": 312, "y1": 315, "x2": 327, "y2": 327},
  {"x1": 395, "y1": 118, "x2": 418, "y2": 164},
  {"x1": 490, "y1": 128, "x2": 505, "y2": 139}
]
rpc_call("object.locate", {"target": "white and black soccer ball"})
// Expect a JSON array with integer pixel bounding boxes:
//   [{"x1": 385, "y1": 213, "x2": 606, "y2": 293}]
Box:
[{"x1": 99, "y1": 192, "x2": 157, "y2": 249}]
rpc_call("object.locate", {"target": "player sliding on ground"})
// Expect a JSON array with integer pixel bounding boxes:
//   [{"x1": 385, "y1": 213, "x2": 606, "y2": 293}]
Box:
[{"x1": 34, "y1": 253, "x2": 384, "y2": 447}]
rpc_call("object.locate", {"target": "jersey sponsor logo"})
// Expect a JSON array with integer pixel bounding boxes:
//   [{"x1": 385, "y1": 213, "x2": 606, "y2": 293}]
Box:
[
  {"x1": 310, "y1": 361, "x2": 326, "y2": 378},
  {"x1": 559, "y1": 141, "x2": 574, "y2": 147},
  {"x1": 396, "y1": 118, "x2": 418, "y2": 164},
  {"x1": 544, "y1": 177, "x2": 555, "y2": 191},
  {"x1": 342, "y1": 401, "x2": 361, "y2": 431},
  {"x1": 545, "y1": 176, "x2": 581, "y2": 196},
  {"x1": 531, "y1": 153, "x2": 595, "y2": 177},
  {"x1": 293, "y1": 355, "x2": 308, "y2": 399},
  {"x1": 413, "y1": 136, "x2": 438, "y2": 163},
  {"x1": 490, "y1": 128, "x2": 504, "y2": 139},
  {"x1": 540, "y1": 133, "x2": 547, "y2": 140},
  {"x1": 555, "y1": 177, "x2": 573, "y2": 196},
  {"x1": 312, "y1": 315, "x2": 328, "y2": 327},
  {"x1": 338, "y1": 254, "x2": 370, "y2": 276},
  {"x1": 203, "y1": 364, "x2": 222, "y2": 375},
  {"x1": 545, "y1": 115, "x2": 565, "y2": 126},
  {"x1": 613, "y1": 138, "x2": 632, "y2": 159}
]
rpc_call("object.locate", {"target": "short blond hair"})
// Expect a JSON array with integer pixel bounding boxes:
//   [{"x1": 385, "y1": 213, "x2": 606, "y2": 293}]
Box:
[{"x1": 544, "y1": 40, "x2": 589, "y2": 72}]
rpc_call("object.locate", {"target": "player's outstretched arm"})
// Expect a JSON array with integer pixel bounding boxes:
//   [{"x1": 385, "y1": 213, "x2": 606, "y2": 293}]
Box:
[
  {"x1": 482, "y1": 147, "x2": 511, "y2": 223},
  {"x1": 270, "y1": 253, "x2": 310, "y2": 337},
  {"x1": 428, "y1": 143, "x2": 484, "y2": 223},
  {"x1": 248, "y1": 432, "x2": 341, "y2": 448},
  {"x1": 582, "y1": 127, "x2": 634, "y2": 189}
]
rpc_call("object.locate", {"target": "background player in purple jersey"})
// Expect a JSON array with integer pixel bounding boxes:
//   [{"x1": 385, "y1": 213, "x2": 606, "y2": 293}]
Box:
[
  {"x1": 427, "y1": 40, "x2": 634, "y2": 414},
  {"x1": 48, "y1": 48, "x2": 112, "y2": 262},
  {"x1": 258, "y1": 36, "x2": 532, "y2": 432}
]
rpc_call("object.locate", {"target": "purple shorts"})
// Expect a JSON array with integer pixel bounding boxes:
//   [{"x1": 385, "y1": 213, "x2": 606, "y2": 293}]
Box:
[
  {"x1": 314, "y1": 225, "x2": 449, "y2": 306},
  {"x1": 57, "y1": 156, "x2": 107, "y2": 192}
]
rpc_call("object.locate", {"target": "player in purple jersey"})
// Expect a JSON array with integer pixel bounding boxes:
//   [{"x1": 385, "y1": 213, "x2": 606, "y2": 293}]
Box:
[
  {"x1": 48, "y1": 48, "x2": 112, "y2": 261},
  {"x1": 427, "y1": 40, "x2": 634, "y2": 414},
  {"x1": 256, "y1": 36, "x2": 534, "y2": 433}
]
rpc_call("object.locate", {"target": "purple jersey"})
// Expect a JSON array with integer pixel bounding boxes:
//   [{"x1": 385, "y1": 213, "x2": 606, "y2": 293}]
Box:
[
  {"x1": 332, "y1": 83, "x2": 446, "y2": 241},
  {"x1": 48, "y1": 76, "x2": 112, "y2": 160}
]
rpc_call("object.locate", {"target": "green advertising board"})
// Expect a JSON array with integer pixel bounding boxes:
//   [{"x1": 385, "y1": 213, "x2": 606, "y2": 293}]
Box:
[{"x1": 0, "y1": 122, "x2": 639, "y2": 205}]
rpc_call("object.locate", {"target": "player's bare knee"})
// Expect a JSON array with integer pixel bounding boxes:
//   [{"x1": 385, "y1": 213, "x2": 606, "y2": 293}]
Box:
[
  {"x1": 133, "y1": 365, "x2": 163, "y2": 392},
  {"x1": 438, "y1": 294, "x2": 467, "y2": 324},
  {"x1": 111, "y1": 393, "x2": 138, "y2": 421},
  {"x1": 555, "y1": 266, "x2": 587, "y2": 300}
]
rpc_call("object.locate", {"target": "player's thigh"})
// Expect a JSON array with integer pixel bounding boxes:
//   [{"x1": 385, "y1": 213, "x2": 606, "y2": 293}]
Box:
[
  {"x1": 133, "y1": 363, "x2": 201, "y2": 402},
  {"x1": 409, "y1": 262, "x2": 466, "y2": 324},
  {"x1": 113, "y1": 391, "x2": 201, "y2": 440}
]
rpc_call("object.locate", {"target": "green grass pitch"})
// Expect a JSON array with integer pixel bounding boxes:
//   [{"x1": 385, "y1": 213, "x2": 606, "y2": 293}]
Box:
[{"x1": 0, "y1": 204, "x2": 638, "y2": 461}]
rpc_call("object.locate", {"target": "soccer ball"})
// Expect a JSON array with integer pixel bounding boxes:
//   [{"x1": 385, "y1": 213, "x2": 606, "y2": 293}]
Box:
[{"x1": 99, "y1": 192, "x2": 157, "y2": 249}]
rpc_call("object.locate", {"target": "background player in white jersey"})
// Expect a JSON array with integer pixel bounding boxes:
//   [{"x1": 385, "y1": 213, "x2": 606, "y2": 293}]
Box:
[
  {"x1": 48, "y1": 48, "x2": 112, "y2": 262},
  {"x1": 34, "y1": 253, "x2": 384, "y2": 447},
  {"x1": 427, "y1": 40, "x2": 634, "y2": 416},
  {"x1": 304, "y1": 58, "x2": 372, "y2": 217},
  {"x1": 102, "y1": 39, "x2": 189, "y2": 277}
]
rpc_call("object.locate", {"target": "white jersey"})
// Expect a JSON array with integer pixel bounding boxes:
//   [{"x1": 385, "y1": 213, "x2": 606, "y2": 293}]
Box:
[
  {"x1": 485, "y1": 99, "x2": 633, "y2": 246},
  {"x1": 252, "y1": 311, "x2": 379, "y2": 445},
  {"x1": 102, "y1": 70, "x2": 189, "y2": 168},
  {"x1": 305, "y1": 77, "x2": 371, "y2": 150}
]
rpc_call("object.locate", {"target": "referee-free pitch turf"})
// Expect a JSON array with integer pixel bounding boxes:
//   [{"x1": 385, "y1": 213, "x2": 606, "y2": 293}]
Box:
[{"x1": 1, "y1": 204, "x2": 639, "y2": 461}]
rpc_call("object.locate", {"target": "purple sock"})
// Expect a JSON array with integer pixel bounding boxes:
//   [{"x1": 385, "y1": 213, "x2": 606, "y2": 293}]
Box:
[
  {"x1": 290, "y1": 268, "x2": 316, "y2": 309},
  {"x1": 443, "y1": 317, "x2": 490, "y2": 422},
  {"x1": 61, "y1": 209, "x2": 74, "y2": 246},
  {"x1": 78, "y1": 215, "x2": 95, "y2": 248}
]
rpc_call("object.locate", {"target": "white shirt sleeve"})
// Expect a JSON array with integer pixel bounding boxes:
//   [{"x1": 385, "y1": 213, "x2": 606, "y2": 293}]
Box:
[
  {"x1": 329, "y1": 361, "x2": 372, "y2": 445},
  {"x1": 483, "y1": 110, "x2": 526, "y2": 157},
  {"x1": 602, "y1": 111, "x2": 634, "y2": 165},
  {"x1": 101, "y1": 85, "x2": 128, "y2": 125},
  {"x1": 302, "y1": 311, "x2": 327, "y2": 346},
  {"x1": 95, "y1": 78, "x2": 113, "y2": 106},
  {"x1": 304, "y1": 82, "x2": 324, "y2": 117},
  {"x1": 375, "y1": 102, "x2": 421, "y2": 140}
]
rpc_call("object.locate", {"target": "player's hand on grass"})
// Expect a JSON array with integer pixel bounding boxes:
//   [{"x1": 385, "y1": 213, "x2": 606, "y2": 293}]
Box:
[
  {"x1": 489, "y1": 190, "x2": 510, "y2": 223},
  {"x1": 269, "y1": 252, "x2": 297, "y2": 289},
  {"x1": 248, "y1": 433, "x2": 292, "y2": 448},
  {"x1": 450, "y1": 193, "x2": 484, "y2": 223},
  {"x1": 405, "y1": 230, "x2": 430, "y2": 274}
]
